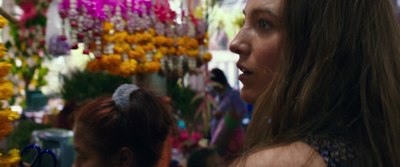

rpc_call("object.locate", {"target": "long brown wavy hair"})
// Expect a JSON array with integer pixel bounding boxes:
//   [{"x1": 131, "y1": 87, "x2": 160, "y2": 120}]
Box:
[{"x1": 244, "y1": 0, "x2": 400, "y2": 166}]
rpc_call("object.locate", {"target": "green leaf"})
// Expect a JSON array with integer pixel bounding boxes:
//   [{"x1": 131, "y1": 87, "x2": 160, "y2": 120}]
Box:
[
  {"x1": 60, "y1": 71, "x2": 131, "y2": 102},
  {"x1": 7, "y1": 120, "x2": 51, "y2": 150}
]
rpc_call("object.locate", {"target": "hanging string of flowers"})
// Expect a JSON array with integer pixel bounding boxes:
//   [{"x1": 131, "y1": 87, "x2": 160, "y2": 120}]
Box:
[
  {"x1": 0, "y1": 16, "x2": 21, "y2": 167},
  {"x1": 59, "y1": 0, "x2": 212, "y2": 77}
]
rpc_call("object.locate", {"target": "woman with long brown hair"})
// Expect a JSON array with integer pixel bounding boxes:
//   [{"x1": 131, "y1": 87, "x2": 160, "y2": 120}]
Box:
[{"x1": 229, "y1": 0, "x2": 400, "y2": 166}]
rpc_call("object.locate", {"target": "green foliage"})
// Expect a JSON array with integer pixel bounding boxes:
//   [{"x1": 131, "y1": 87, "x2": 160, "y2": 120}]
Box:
[
  {"x1": 60, "y1": 71, "x2": 131, "y2": 102},
  {"x1": 7, "y1": 56, "x2": 49, "y2": 89},
  {"x1": 7, "y1": 120, "x2": 51, "y2": 150},
  {"x1": 24, "y1": 14, "x2": 47, "y2": 27},
  {"x1": 167, "y1": 82, "x2": 217, "y2": 135},
  {"x1": 169, "y1": 85, "x2": 199, "y2": 123},
  {"x1": 192, "y1": 91, "x2": 217, "y2": 135}
]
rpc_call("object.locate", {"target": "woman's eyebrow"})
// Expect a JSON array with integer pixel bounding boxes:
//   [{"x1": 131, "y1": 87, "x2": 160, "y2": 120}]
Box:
[{"x1": 243, "y1": 7, "x2": 279, "y2": 19}]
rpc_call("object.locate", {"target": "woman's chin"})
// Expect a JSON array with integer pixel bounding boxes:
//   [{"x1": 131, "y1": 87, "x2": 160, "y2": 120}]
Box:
[{"x1": 240, "y1": 89, "x2": 257, "y2": 105}]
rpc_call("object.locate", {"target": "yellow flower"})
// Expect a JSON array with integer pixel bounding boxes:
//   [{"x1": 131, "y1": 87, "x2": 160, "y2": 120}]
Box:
[
  {"x1": 128, "y1": 50, "x2": 139, "y2": 59},
  {"x1": 188, "y1": 38, "x2": 199, "y2": 48},
  {"x1": 118, "y1": 59, "x2": 138, "y2": 76},
  {"x1": 194, "y1": 6, "x2": 203, "y2": 18},
  {"x1": 8, "y1": 111, "x2": 20, "y2": 121},
  {"x1": 122, "y1": 43, "x2": 131, "y2": 52},
  {"x1": 0, "y1": 108, "x2": 20, "y2": 122},
  {"x1": 114, "y1": 31, "x2": 128, "y2": 42},
  {"x1": 148, "y1": 28, "x2": 156, "y2": 36},
  {"x1": 86, "y1": 60, "x2": 102, "y2": 72},
  {"x1": 0, "y1": 44, "x2": 7, "y2": 58},
  {"x1": 177, "y1": 37, "x2": 186, "y2": 46},
  {"x1": 0, "y1": 62, "x2": 12, "y2": 78},
  {"x1": 103, "y1": 22, "x2": 114, "y2": 32},
  {"x1": 144, "y1": 61, "x2": 161, "y2": 73},
  {"x1": 166, "y1": 37, "x2": 175, "y2": 47},
  {"x1": 135, "y1": 33, "x2": 144, "y2": 43},
  {"x1": 155, "y1": 36, "x2": 167, "y2": 46},
  {"x1": 177, "y1": 46, "x2": 187, "y2": 55},
  {"x1": 136, "y1": 46, "x2": 146, "y2": 55},
  {"x1": 144, "y1": 43, "x2": 155, "y2": 52},
  {"x1": 0, "y1": 148, "x2": 21, "y2": 167},
  {"x1": 167, "y1": 47, "x2": 176, "y2": 55},
  {"x1": 187, "y1": 49, "x2": 199, "y2": 57},
  {"x1": 114, "y1": 45, "x2": 124, "y2": 54},
  {"x1": 153, "y1": 52, "x2": 163, "y2": 61},
  {"x1": 103, "y1": 34, "x2": 113, "y2": 42},
  {"x1": 142, "y1": 32, "x2": 153, "y2": 42},
  {"x1": 0, "y1": 16, "x2": 8, "y2": 29},
  {"x1": 126, "y1": 34, "x2": 137, "y2": 43},
  {"x1": 101, "y1": 54, "x2": 122, "y2": 71},
  {"x1": 159, "y1": 47, "x2": 168, "y2": 55},
  {"x1": 0, "y1": 80, "x2": 13, "y2": 100},
  {"x1": 128, "y1": 47, "x2": 146, "y2": 60},
  {"x1": 202, "y1": 52, "x2": 212, "y2": 62}
]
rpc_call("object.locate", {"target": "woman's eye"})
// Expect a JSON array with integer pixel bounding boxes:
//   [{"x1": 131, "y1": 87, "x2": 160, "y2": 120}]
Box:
[{"x1": 258, "y1": 19, "x2": 270, "y2": 29}]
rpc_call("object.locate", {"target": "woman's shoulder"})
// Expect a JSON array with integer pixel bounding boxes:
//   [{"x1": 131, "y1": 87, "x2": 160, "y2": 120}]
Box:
[
  {"x1": 303, "y1": 134, "x2": 356, "y2": 167},
  {"x1": 233, "y1": 141, "x2": 326, "y2": 167}
]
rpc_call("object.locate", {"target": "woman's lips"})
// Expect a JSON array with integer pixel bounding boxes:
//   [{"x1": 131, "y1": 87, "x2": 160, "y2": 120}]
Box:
[
  {"x1": 237, "y1": 64, "x2": 252, "y2": 82},
  {"x1": 238, "y1": 72, "x2": 252, "y2": 81}
]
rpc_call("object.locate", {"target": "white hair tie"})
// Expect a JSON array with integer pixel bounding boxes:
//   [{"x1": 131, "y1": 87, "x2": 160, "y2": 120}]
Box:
[{"x1": 112, "y1": 84, "x2": 140, "y2": 112}]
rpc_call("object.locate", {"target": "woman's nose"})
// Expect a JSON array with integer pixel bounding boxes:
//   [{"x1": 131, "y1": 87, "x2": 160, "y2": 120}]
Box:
[{"x1": 229, "y1": 30, "x2": 250, "y2": 56}]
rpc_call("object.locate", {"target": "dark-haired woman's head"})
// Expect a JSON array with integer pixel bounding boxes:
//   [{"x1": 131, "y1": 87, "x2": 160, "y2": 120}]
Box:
[
  {"x1": 73, "y1": 85, "x2": 173, "y2": 167},
  {"x1": 210, "y1": 68, "x2": 230, "y2": 94},
  {"x1": 210, "y1": 68, "x2": 228, "y2": 86}
]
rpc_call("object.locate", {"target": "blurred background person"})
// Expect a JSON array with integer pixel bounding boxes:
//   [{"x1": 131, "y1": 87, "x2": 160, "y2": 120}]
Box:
[{"x1": 208, "y1": 68, "x2": 247, "y2": 162}]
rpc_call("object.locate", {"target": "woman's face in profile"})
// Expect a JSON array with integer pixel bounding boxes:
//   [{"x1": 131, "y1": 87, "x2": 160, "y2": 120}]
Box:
[{"x1": 229, "y1": 0, "x2": 283, "y2": 104}]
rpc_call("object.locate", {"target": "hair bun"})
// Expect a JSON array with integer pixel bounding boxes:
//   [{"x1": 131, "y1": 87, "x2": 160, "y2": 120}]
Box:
[{"x1": 112, "y1": 84, "x2": 140, "y2": 112}]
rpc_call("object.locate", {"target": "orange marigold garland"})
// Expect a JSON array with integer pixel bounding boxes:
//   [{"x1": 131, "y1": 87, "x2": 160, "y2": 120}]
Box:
[
  {"x1": 0, "y1": 16, "x2": 20, "y2": 166},
  {"x1": 61, "y1": 0, "x2": 212, "y2": 77}
]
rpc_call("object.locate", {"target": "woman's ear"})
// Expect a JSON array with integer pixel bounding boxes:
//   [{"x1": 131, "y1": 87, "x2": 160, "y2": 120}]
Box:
[{"x1": 116, "y1": 147, "x2": 135, "y2": 167}]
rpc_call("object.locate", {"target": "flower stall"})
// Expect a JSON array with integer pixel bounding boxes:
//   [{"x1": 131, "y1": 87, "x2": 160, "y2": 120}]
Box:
[
  {"x1": 59, "y1": 0, "x2": 212, "y2": 78},
  {"x1": 59, "y1": 0, "x2": 215, "y2": 158},
  {"x1": 0, "y1": 0, "x2": 242, "y2": 166}
]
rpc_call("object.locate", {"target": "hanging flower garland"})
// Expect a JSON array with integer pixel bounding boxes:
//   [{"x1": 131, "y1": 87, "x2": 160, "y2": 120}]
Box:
[
  {"x1": 0, "y1": 16, "x2": 21, "y2": 167},
  {"x1": 60, "y1": 0, "x2": 212, "y2": 77}
]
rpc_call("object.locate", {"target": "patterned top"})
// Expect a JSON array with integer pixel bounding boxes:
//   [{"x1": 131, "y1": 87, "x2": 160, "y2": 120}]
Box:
[{"x1": 303, "y1": 134, "x2": 357, "y2": 167}]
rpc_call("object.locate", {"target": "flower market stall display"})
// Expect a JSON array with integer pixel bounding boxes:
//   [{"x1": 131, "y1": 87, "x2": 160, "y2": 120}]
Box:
[
  {"x1": 6, "y1": 0, "x2": 50, "y2": 99},
  {"x1": 0, "y1": 16, "x2": 21, "y2": 167},
  {"x1": 59, "y1": 0, "x2": 212, "y2": 77}
]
